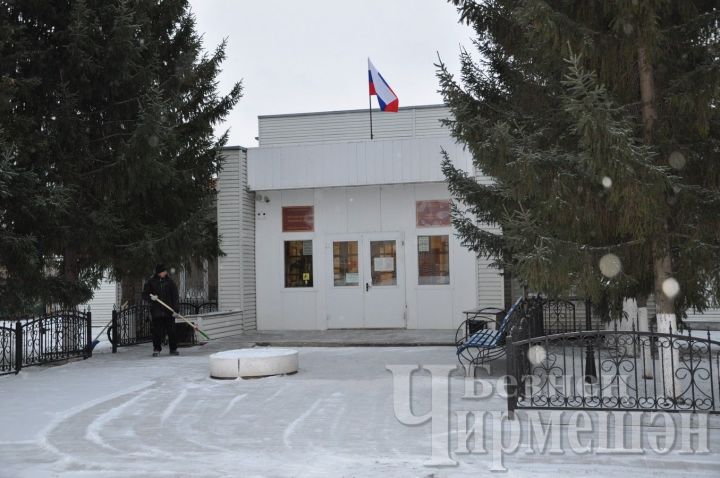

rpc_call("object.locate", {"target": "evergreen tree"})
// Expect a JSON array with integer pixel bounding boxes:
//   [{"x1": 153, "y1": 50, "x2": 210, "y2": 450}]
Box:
[
  {"x1": 439, "y1": 1, "x2": 720, "y2": 330},
  {"x1": 0, "y1": 0, "x2": 241, "y2": 315}
]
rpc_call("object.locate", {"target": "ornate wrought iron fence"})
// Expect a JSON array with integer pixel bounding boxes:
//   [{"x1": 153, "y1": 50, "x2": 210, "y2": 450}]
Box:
[
  {"x1": 0, "y1": 323, "x2": 18, "y2": 376},
  {"x1": 108, "y1": 300, "x2": 214, "y2": 352},
  {"x1": 109, "y1": 304, "x2": 153, "y2": 352},
  {"x1": 541, "y1": 299, "x2": 577, "y2": 335},
  {"x1": 178, "y1": 299, "x2": 218, "y2": 316},
  {"x1": 0, "y1": 310, "x2": 92, "y2": 375},
  {"x1": 506, "y1": 321, "x2": 720, "y2": 415}
]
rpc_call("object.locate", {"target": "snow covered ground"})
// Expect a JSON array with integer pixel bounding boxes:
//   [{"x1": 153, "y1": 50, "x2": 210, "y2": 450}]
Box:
[{"x1": 1, "y1": 340, "x2": 719, "y2": 477}]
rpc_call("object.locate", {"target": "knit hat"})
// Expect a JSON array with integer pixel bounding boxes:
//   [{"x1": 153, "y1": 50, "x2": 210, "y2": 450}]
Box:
[{"x1": 155, "y1": 264, "x2": 167, "y2": 275}]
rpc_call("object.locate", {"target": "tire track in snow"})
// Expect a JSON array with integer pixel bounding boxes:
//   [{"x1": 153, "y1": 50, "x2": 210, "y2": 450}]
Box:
[
  {"x1": 85, "y1": 389, "x2": 153, "y2": 451},
  {"x1": 173, "y1": 398, "x2": 232, "y2": 453},
  {"x1": 160, "y1": 388, "x2": 188, "y2": 425},
  {"x1": 264, "y1": 383, "x2": 289, "y2": 403},
  {"x1": 283, "y1": 392, "x2": 347, "y2": 450},
  {"x1": 220, "y1": 393, "x2": 247, "y2": 417},
  {"x1": 36, "y1": 381, "x2": 154, "y2": 470},
  {"x1": 283, "y1": 398, "x2": 324, "y2": 448}
]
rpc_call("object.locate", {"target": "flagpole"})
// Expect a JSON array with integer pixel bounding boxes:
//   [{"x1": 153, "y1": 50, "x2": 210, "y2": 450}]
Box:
[{"x1": 368, "y1": 93, "x2": 374, "y2": 140}]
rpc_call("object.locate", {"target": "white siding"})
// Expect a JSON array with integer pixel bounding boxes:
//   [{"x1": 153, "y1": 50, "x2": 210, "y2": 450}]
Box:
[
  {"x1": 217, "y1": 147, "x2": 257, "y2": 331},
  {"x1": 258, "y1": 105, "x2": 450, "y2": 147},
  {"x1": 476, "y1": 257, "x2": 504, "y2": 309},
  {"x1": 248, "y1": 136, "x2": 475, "y2": 191},
  {"x1": 218, "y1": 148, "x2": 244, "y2": 311},
  {"x1": 240, "y1": 152, "x2": 257, "y2": 331},
  {"x1": 686, "y1": 307, "x2": 720, "y2": 323},
  {"x1": 475, "y1": 224, "x2": 504, "y2": 309},
  {"x1": 86, "y1": 276, "x2": 116, "y2": 339},
  {"x1": 194, "y1": 310, "x2": 245, "y2": 339}
]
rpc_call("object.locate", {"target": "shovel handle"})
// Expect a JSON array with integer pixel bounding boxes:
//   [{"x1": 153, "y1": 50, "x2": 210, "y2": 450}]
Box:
[{"x1": 151, "y1": 296, "x2": 211, "y2": 341}]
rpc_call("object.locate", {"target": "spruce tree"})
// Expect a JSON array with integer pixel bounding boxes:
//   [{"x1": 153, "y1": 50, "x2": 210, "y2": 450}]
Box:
[
  {"x1": 439, "y1": 1, "x2": 720, "y2": 332},
  {"x1": 0, "y1": 0, "x2": 241, "y2": 315}
]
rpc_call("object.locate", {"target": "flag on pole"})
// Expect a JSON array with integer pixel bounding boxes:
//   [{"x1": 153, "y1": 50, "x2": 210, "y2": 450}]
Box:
[{"x1": 368, "y1": 59, "x2": 399, "y2": 112}]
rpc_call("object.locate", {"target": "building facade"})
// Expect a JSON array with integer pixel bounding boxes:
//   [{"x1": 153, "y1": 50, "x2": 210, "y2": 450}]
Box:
[
  {"x1": 217, "y1": 105, "x2": 504, "y2": 330},
  {"x1": 216, "y1": 104, "x2": 720, "y2": 331}
]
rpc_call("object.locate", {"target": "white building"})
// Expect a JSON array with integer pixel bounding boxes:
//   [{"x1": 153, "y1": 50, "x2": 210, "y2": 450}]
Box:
[{"x1": 217, "y1": 105, "x2": 505, "y2": 331}]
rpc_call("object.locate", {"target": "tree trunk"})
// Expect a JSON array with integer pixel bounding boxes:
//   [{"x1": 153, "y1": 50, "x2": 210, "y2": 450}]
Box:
[
  {"x1": 635, "y1": 295, "x2": 653, "y2": 379},
  {"x1": 120, "y1": 279, "x2": 144, "y2": 306},
  {"x1": 638, "y1": 44, "x2": 678, "y2": 395},
  {"x1": 653, "y1": 242, "x2": 679, "y2": 396},
  {"x1": 637, "y1": 46, "x2": 657, "y2": 145},
  {"x1": 63, "y1": 247, "x2": 79, "y2": 309}
]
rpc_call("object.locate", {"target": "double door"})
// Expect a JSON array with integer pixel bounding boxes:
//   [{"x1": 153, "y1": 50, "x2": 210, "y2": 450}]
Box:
[{"x1": 326, "y1": 233, "x2": 405, "y2": 328}]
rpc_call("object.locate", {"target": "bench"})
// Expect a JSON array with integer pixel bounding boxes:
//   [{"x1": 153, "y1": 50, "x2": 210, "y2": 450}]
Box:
[{"x1": 455, "y1": 298, "x2": 523, "y2": 374}]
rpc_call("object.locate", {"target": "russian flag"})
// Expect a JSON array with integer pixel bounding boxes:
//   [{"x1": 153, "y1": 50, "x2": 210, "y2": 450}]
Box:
[{"x1": 368, "y1": 59, "x2": 399, "y2": 112}]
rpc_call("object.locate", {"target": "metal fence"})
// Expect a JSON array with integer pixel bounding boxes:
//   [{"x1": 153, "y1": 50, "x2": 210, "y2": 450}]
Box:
[
  {"x1": 108, "y1": 300, "x2": 216, "y2": 352},
  {"x1": 108, "y1": 304, "x2": 153, "y2": 351},
  {"x1": 0, "y1": 323, "x2": 18, "y2": 376},
  {"x1": 0, "y1": 310, "x2": 92, "y2": 376},
  {"x1": 178, "y1": 299, "x2": 218, "y2": 316},
  {"x1": 506, "y1": 320, "x2": 720, "y2": 415}
]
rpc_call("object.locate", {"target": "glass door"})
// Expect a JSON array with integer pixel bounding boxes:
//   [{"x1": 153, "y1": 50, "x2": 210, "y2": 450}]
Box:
[
  {"x1": 326, "y1": 233, "x2": 406, "y2": 329},
  {"x1": 363, "y1": 233, "x2": 406, "y2": 328},
  {"x1": 326, "y1": 236, "x2": 364, "y2": 328}
]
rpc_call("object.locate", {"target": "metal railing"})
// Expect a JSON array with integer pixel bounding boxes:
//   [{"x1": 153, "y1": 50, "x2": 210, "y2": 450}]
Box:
[
  {"x1": 108, "y1": 304, "x2": 153, "y2": 352},
  {"x1": 506, "y1": 320, "x2": 720, "y2": 414},
  {"x1": 178, "y1": 299, "x2": 218, "y2": 316},
  {"x1": 0, "y1": 310, "x2": 92, "y2": 376},
  {"x1": 108, "y1": 300, "x2": 216, "y2": 352}
]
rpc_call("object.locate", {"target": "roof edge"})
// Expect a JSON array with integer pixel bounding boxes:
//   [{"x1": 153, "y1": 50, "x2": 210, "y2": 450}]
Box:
[{"x1": 258, "y1": 103, "x2": 448, "y2": 120}]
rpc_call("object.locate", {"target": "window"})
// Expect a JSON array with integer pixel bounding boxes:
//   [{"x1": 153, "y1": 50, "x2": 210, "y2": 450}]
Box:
[
  {"x1": 418, "y1": 235, "x2": 449, "y2": 285},
  {"x1": 284, "y1": 240, "x2": 313, "y2": 287},
  {"x1": 416, "y1": 200, "x2": 451, "y2": 227},
  {"x1": 333, "y1": 241, "x2": 359, "y2": 286},
  {"x1": 282, "y1": 206, "x2": 314, "y2": 232},
  {"x1": 370, "y1": 240, "x2": 397, "y2": 286}
]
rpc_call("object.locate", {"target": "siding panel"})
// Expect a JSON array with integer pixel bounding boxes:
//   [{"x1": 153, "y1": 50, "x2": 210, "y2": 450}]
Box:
[
  {"x1": 86, "y1": 276, "x2": 117, "y2": 339},
  {"x1": 258, "y1": 105, "x2": 450, "y2": 147},
  {"x1": 218, "y1": 148, "x2": 244, "y2": 313},
  {"x1": 196, "y1": 310, "x2": 245, "y2": 339},
  {"x1": 248, "y1": 137, "x2": 478, "y2": 191}
]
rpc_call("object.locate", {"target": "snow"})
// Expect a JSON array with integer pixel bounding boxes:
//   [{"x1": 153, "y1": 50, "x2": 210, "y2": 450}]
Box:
[{"x1": 0, "y1": 341, "x2": 719, "y2": 477}]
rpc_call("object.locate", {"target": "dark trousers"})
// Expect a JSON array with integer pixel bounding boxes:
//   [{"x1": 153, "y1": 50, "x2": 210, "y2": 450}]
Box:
[{"x1": 152, "y1": 315, "x2": 178, "y2": 352}]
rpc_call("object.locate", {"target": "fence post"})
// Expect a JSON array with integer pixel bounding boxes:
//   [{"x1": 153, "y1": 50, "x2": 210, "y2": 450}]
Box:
[
  {"x1": 85, "y1": 310, "x2": 93, "y2": 358},
  {"x1": 584, "y1": 299, "x2": 597, "y2": 383},
  {"x1": 506, "y1": 326, "x2": 517, "y2": 419},
  {"x1": 15, "y1": 320, "x2": 22, "y2": 374},
  {"x1": 111, "y1": 309, "x2": 118, "y2": 354}
]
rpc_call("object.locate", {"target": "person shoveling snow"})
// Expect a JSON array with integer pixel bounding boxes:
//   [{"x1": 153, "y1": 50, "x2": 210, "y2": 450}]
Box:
[{"x1": 142, "y1": 264, "x2": 180, "y2": 357}]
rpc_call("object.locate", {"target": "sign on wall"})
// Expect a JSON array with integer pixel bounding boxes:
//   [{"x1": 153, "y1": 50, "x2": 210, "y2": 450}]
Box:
[
  {"x1": 416, "y1": 200, "x2": 451, "y2": 227},
  {"x1": 373, "y1": 257, "x2": 395, "y2": 272},
  {"x1": 282, "y1": 206, "x2": 314, "y2": 232}
]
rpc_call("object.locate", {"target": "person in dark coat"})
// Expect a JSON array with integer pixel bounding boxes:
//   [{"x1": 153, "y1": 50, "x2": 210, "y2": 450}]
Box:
[{"x1": 142, "y1": 264, "x2": 180, "y2": 356}]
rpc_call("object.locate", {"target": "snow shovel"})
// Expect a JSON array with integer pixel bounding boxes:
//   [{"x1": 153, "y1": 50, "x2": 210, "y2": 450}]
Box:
[
  {"x1": 149, "y1": 294, "x2": 211, "y2": 340},
  {"x1": 89, "y1": 301, "x2": 127, "y2": 351}
]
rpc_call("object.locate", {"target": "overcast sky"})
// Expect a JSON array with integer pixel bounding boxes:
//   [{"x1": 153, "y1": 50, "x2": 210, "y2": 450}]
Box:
[{"x1": 188, "y1": 0, "x2": 474, "y2": 147}]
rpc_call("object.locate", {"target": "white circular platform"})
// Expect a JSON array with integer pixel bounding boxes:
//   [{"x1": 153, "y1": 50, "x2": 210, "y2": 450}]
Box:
[{"x1": 209, "y1": 348, "x2": 299, "y2": 379}]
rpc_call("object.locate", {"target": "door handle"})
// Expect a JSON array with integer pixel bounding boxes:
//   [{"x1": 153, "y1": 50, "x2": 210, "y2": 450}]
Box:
[{"x1": 365, "y1": 282, "x2": 370, "y2": 292}]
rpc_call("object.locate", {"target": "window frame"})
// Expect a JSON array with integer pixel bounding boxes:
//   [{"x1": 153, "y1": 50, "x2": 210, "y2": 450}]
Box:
[
  {"x1": 416, "y1": 233, "x2": 451, "y2": 287},
  {"x1": 282, "y1": 236, "x2": 315, "y2": 290},
  {"x1": 331, "y1": 239, "x2": 361, "y2": 288}
]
